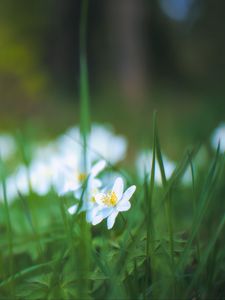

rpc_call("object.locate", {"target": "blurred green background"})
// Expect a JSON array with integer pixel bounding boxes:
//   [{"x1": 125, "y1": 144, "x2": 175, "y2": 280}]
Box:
[{"x1": 0, "y1": 0, "x2": 225, "y2": 155}]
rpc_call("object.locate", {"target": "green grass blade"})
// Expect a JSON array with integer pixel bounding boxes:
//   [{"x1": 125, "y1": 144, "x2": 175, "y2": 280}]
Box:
[
  {"x1": 187, "y1": 151, "x2": 201, "y2": 262},
  {"x1": 0, "y1": 157, "x2": 14, "y2": 287},
  {"x1": 17, "y1": 191, "x2": 43, "y2": 259},
  {"x1": 79, "y1": 0, "x2": 90, "y2": 171},
  {"x1": 184, "y1": 214, "x2": 225, "y2": 298},
  {"x1": 177, "y1": 144, "x2": 223, "y2": 272},
  {"x1": 78, "y1": 0, "x2": 91, "y2": 298},
  {"x1": 144, "y1": 111, "x2": 157, "y2": 298},
  {"x1": 154, "y1": 117, "x2": 177, "y2": 296}
]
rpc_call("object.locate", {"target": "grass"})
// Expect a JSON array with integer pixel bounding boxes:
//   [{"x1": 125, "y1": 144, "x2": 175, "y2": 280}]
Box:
[
  {"x1": 0, "y1": 0, "x2": 225, "y2": 298},
  {"x1": 0, "y1": 123, "x2": 225, "y2": 299}
]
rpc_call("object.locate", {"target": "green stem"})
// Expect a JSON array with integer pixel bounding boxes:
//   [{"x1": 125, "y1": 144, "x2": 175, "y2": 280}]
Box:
[
  {"x1": 0, "y1": 159, "x2": 14, "y2": 293},
  {"x1": 77, "y1": 0, "x2": 91, "y2": 298},
  {"x1": 155, "y1": 130, "x2": 176, "y2": 295},
  {"x1": 145, "y1": 112, "x2": 157, "y2": 299},
  {"x1": 80, "y1": 0, "x2": 90, "y2": 171},
  {"x1": 188, "y1": 152, "x2": 200, "y2": 262}
]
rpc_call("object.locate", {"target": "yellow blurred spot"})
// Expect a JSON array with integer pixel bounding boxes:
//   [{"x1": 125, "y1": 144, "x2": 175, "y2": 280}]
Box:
[
  {"x1": 91, "y1": 196, "x2": 96, "y2": 203},
  {"x1": 103, "y1": 191, "x2": 118, "y2": 206},
  {"x1": 77, "y1": 173, "x2": 87, "y2": 182}
]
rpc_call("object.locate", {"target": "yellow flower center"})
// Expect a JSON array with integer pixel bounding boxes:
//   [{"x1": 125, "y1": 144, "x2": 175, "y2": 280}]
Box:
[
  {"x1": 77, "y1": 173, "x2": 87, "y2": 182},
  {"x1": 91, "y1": 196, "x2": 96, "y2": 203},
  {"x1": 102, "y1": 191, "x2": 118, "y2": 207}
]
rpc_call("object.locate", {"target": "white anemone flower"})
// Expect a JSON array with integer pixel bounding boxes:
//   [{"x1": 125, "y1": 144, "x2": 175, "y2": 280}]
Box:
[
  {"x1": 0, "y1": 166, "x2": 29, "y2": 203},
  {"x1": 4, "y1": 176, "x2": 18, "y2": 203},
  {"x1": 58, "y1": 160, "x2": 106, "y2": 196},
  {"x1": 89, "y1": 125, "x2": 127, "y2": 164},
  {"x1": 5, "y1": 165, "x2": 29, "y2": 201},
  {"x1": 92, "y1": 177, "x2": 136, "y2": 229},
  {"x1": 59, "y1": 124, "x2": 127, "y2": 165},
  {"x1": 0, "y1": 133, "x2": 16, "y2": 161},
  {"x1": 211, "y1": 122, "x2": 225, "y2": 152},
  {"x1": 55, "y1": 128, "x2": 80, "y2": 168},
  {"x1": 29, "y1": 157, "x2": 61, "y2": 196},
  {"x1": 0, "y1": 176, "x2": 19, "y2": 204},
  {"x1": 62, "y1": 160, "x2": 106, "y2": 215},
  {"x1": 14, "y1": 165, "x2": 30, "y2": 196},
  {"x1": 0, "y1": 185, "x2": 3, "y2": 203}
]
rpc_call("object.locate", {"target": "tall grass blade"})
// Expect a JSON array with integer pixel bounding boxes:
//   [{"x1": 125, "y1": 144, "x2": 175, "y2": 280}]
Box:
[
  {"x1": 0, "y1": 157, "x2": 14, "y2": 292},
  {"x1": 184, "y1": 214, "x2": 225, "y2": 298},
  {"x1": 79, "y1": 0, "x2": 90, "y2": 170},
  {"x1": 177, "y1": 143, "x2": 223, "y2": 272},
  {"x1": 78, "y1": 0, "x2": 91, "y2": 298},
  {"x1": 144, "y1": 111, "x2": 157, "y2": 298},
  {"x1": 154, "y1": 118, "x2": 176, "y2": 295},
  {"x1": 188, "y1": 151, "x2": 201, "y2": 262}
]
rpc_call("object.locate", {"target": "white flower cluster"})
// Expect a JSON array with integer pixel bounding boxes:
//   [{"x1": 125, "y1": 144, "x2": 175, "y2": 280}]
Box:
[
  {"x1": 1, "y1": 121, "x2": 222, "y2": 228},
  {"x1": 0, "y1": 124, "x2": 128, "y2": 204}
]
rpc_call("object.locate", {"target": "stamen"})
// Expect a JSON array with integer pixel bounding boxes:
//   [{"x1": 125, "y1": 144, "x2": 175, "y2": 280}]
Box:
[
  {"x1": 77, "y1": 173, "x2": 86, "y2": 182},
  {"x1": 103, "y1": 191, "x2": 118, "y2": 206}
]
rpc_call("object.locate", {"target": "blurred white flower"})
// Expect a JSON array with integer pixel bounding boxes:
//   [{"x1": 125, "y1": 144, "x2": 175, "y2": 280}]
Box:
[
  {"x1": 60, "y1": 124, "x2": 127, "y2": 165},
  {"x1": 3, "y1": 176, "x2": 18, "y2": 203},
  {"x1": 34, "y1": 142, "x2": 59, "y2": 160},
  {"x1": 59, "y1": 160, "x2": 105, "y2": 196},
  {"x1": 0, "y1": 133, "x2": 16, "y2": 161},
  {"x1": 0, "y1": 185, "x2": 3, "y2": 202},
  {"x1": 29, "y1": 157, "x2": 61, "y2": 196},
  {"x1": 136, "y1": 150, "x2": 176, "y2": 185},
  {"x1": 89, "y1": 125, "x2": 127, "y2": 164},
  {"x1": 182, "y1": 146, "x2": 209, "y2": 186},
  {"x1": 14, "y1": 165, "x2": 30, "y2": 196},
  {"x1": 55, "y1": 127, "x2": 80, "y2": 168},
  {"x1": 0, "y1": 165, "x2": 30, "y2": 203},
  {"x1": 31, "y1": 124, "x2": 127, "y2": 196},
  {"x1": 92, "y1": 177, "x2": 136, "y2": 229},
  {"x1": 64, "y1": 160, "x2": 106, "y2": 216},
  {"x1": 0, "y1": 165, "x2": 29, "y2": 204},
  {"x1": 211, "y1": 122, "x2": 225, "y2": 152},
  {"x1": 1, "y1": 124, "x2": 127, "y2": 203}
]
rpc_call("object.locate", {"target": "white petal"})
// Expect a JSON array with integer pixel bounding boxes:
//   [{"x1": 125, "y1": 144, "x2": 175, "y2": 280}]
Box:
[
  {"x1": 92, "y1": 214, "x2": 104, "y2": 225},
  {"x1": 68, "y1": 204, "x2": 78, "y2": 215},
  {"x1": 107, "y1": 211, "x2": 119, "y2": 229},
  {"x1": 95, "y1": 193, "x2": 105, "y2": 205},
  {"x1": 86, "y1": 210, "x2": 93, "y2": 223},
  {"x1": 112, "y1": 177, "x2": 124, "y2": 200},
  {"x1": 90, "y1": 178, "x2": 102, "y2": 190},
  {"x1": 34, "y1": 181, "x2": 50, "y2": 196},
  {"x1": 86, "y1": 205, "x2": 99, "y2": 222},
  {"x1": 121, "y1": 185, "x2": 136, "y2": 202},
  {"x1": 74, "y1": 188, "x2": 82, "y2": 200},
  {"x1": 116, "y1": 200, "x2": 131, "y2": 212},
  {"x1": 98, "y1": 207, "x2": 114, "y2": 219},
  {"x1": 59, "y1": 178, "x2": 81, "y2": 195},
  {"x1": 91, "y1": 160, "x2": 106, "y2": 177}
]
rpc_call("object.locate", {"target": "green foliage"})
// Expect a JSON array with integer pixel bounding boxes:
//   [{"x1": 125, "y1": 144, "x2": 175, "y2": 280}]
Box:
[
  {"x1": 0, "y1": 0, "x2": 225, "y2": 298},
  {"x1": 0, "y1": 131, "x2": 225, "y2": 299}
]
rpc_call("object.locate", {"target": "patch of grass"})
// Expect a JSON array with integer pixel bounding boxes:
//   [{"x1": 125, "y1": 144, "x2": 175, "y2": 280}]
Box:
[
  {"x1": 0, "y1": 0, "x2": 224, "y2": 298},
  {"x1": 0, "y1": 126, "x2": 224, "y2": 299}
]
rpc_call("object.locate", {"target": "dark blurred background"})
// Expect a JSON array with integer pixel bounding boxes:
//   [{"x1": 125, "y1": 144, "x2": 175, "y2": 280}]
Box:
[{"x1": 0, "y1": 0, "x2": 225, "y2": 155}]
